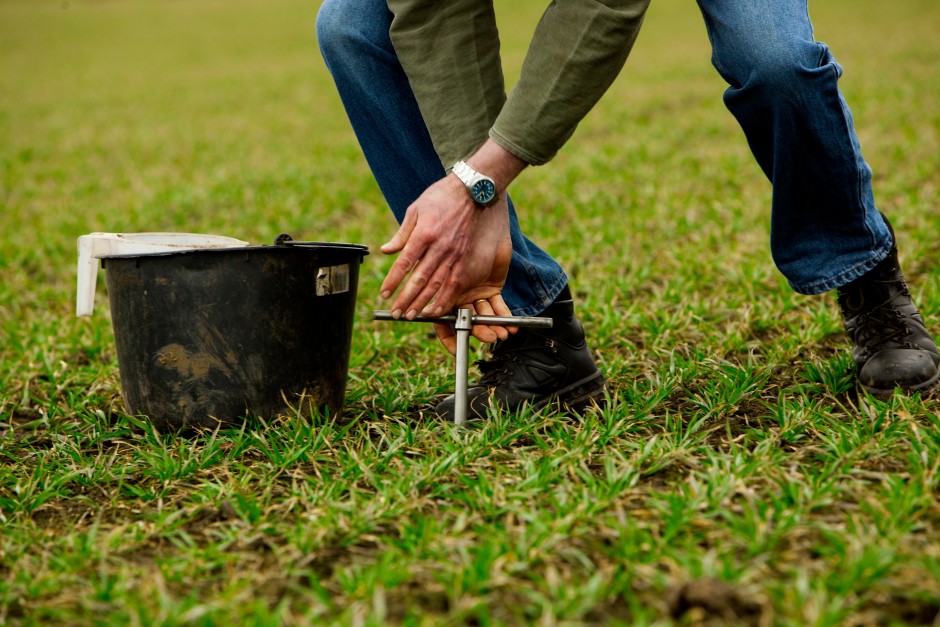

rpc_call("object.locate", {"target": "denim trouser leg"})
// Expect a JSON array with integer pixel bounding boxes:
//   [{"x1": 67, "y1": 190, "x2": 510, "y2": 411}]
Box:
[
  {"x1": 695, "y1": 0, "x2": 893, "y2": 294},
  {"x1": 316, "y1": 0, "x2": 568, "y2": 317}
]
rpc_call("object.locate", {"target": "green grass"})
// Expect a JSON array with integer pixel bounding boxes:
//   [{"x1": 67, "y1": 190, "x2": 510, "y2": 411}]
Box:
[{"x1": 2, "y1": 0, "x2": 940, "y2": 624}]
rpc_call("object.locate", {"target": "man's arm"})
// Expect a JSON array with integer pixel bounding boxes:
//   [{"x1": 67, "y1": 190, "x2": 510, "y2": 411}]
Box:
[
  {"x1": 388, "y1": 0, "x2": 651, "y2": 167},
  {"x1": 385, "y1": 0, "x2": 505, "y2": 169},
  {"x1": 379, "y1": 0, "x2": 650, "y2": 329}
]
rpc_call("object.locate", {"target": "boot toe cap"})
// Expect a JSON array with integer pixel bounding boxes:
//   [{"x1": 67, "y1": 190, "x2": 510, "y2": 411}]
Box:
[{"x1": 859, "y1": 348, "x2": 940, "y2": 392}]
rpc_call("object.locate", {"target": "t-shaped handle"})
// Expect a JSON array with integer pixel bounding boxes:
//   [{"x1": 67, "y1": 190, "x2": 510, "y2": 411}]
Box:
[{"x1": 373, "y1": 309, "x2": 553, "y2": 425}]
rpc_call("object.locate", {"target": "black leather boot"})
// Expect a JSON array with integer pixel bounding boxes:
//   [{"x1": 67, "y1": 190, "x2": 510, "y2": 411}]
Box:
[
  {"x1": 837, "y1": 224, "x2": 939, "y2": 399},
  {"x1": 435, "y1": 287, "x2": 606, "y2": 421}
]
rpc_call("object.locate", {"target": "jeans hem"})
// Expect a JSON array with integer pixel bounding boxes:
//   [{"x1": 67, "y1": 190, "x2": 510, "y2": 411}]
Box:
[
  {"x1": 788, "y1": 238, "x2": 894, "y2": 295},
  {"x1": 510, "y1": 273, "x2": 570, "y2": 317}
]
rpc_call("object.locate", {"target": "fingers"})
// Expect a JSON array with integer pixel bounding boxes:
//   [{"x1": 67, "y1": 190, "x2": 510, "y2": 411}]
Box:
[
  {"x1": 380, "y1": 207, "x2": 416, "y2": 255},
  {"x1": 468, "y1": 298, "x2": 504, "y2": 344},
  {"x1": 397, "y1": 254, "x2": 455, "y2": 319},
  {"x1": 379, "y1": 209, "x2": 418, "y2": 301},
  {"x1": 434, "y1": 322, "x2": 457, "y2": 356},
  {"x1": 486, "y1": 294, "x2": 517, "y2": 334},
  {"x1": 379, "y1": 204, "x2": 460, "y2": 318}
]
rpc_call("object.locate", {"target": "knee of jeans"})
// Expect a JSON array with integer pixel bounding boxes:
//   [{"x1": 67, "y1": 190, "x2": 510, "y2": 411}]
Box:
[
  {"x1": 751, "y1": 42, "x2": 842, "y2": 95},
  {"x1": 316, "y1": 0, "x2": 380, "y2": 63},
  {"x1": 721, "y1": 39, "x2": 836, "y2": 95}
]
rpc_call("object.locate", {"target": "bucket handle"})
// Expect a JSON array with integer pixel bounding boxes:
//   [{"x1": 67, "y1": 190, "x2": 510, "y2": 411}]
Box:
[{"x1": 274, "y1": 233, "x2": 369, "y2": 256}]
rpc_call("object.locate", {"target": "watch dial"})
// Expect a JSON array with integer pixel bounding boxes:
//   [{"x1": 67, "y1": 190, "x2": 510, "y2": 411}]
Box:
[{"x1": 471, "y1": 179, "x2": 496, "y2": 204}]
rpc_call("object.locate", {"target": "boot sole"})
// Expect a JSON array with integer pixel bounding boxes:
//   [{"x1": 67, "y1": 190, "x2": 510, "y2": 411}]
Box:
[{"x1": 860, "y1": 370, "x2": 940, "y2": 401}]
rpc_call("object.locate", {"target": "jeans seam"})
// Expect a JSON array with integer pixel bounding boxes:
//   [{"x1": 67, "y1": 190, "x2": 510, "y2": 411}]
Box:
[
  {"x1": 696, "y1": 0, "x2": 729, "y2": 80},
  {"x1": 840, "y1": 71, "x2": 879, "y2": 253}
]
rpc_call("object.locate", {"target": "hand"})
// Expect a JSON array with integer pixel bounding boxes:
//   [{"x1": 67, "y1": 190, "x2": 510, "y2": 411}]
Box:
[
  {"x1": 433, "y1": 294, "x2": 519, "y2": 356},
  {"x1": 380, "y1": 174, "x2": 513, "y2": 324}
]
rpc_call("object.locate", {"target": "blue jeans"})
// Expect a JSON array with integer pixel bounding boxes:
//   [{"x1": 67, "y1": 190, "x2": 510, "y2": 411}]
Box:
[{"x1": 317, "y1": 0, "x2": 893, "y2": 308}]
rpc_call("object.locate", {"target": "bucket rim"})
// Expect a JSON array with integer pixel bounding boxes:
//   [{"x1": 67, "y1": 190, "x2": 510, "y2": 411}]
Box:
[{"x1": 98, "y1": 241, "x2": 370, "y2": 260}]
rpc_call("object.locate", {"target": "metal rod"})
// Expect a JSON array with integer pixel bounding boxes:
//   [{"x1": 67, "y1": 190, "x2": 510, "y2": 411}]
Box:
[
  {"x1": 372, "y1": 309, "x2": 553, "y2": 426},
  {"x1": 453, "y1": 308, "x2": 473, "y2": 426},
  {"x1": 373, "y1": 310, "x2": 552, "y2": 329}
]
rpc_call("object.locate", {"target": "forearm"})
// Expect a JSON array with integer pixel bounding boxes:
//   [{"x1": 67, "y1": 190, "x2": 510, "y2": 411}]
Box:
[{"x1": 465, "y1": 140, "x2": 528, "y2": 194}]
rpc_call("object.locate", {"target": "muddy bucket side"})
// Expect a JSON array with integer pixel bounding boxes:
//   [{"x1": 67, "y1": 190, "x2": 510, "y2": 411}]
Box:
[{"x1": 102, "y1": 243, "x2": 367, "y2": 430}]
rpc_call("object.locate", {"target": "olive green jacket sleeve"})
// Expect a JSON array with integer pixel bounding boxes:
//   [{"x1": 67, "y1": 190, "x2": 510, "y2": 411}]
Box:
[{"x1": 386, "y1": 0, "x2": 650, "y2": 167}]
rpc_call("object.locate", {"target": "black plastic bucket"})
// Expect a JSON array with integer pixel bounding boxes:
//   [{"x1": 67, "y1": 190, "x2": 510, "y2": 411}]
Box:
[{"x1": 100, "y1": 237, "x2": 368, "y2": 430}]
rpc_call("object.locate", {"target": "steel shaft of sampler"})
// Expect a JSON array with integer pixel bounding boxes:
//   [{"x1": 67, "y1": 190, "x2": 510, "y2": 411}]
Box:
[
  {"x1": 372, "y1": 308, "x2": 553, "y2": 426},
  {"x1": 453, "y1": 308, "x2": 472, "y2": 425}
]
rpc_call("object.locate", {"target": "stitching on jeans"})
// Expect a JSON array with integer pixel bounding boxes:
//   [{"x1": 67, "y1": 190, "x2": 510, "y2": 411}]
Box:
[{"x1": 793, "y1": 240, "x2": 893, "y2": 295}]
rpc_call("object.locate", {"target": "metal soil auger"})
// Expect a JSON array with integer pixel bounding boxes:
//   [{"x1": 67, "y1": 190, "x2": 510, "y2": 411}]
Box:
[{"x1": 373, "y1": 309, "x2": 552, "y2": 425}]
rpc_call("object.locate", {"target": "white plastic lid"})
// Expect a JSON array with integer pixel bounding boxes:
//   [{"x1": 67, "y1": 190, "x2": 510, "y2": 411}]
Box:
[{"x1": 75, "y1": 232, "x2": 250, "y2": 317}]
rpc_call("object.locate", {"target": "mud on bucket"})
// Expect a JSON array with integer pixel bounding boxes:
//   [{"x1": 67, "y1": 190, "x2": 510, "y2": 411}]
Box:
[{"x1": 84, "y1": 234, "x2": 368, "y2": 430}]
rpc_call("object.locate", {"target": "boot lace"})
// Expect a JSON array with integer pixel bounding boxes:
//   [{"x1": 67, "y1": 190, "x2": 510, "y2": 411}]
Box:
[
  {"x1": 477, "y1": 353, "x2": 523, "y2": 387},
  {"x1": 850, "y1": 290, "x2": 915, "y2": 353},
  {"x1": 476, "y1": 338, "x2": 558, "y2": 387}
]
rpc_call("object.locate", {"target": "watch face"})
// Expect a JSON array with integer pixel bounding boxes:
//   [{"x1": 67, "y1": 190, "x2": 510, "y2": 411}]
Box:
[{"x1": 471, "y1": 179, "x2": 497, "y2": 205}]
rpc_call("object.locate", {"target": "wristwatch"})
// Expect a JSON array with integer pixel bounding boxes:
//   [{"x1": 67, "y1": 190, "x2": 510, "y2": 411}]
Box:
[{"x1": 452, "y1": 160, "x2": 498, "y2": 207}]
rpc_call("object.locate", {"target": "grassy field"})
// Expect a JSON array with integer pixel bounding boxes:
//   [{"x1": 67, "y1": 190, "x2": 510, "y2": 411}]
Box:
[{"x1": 2, "y1": 0, "x2": 940, "y2": 624}]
